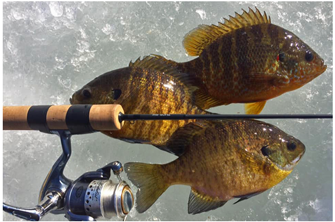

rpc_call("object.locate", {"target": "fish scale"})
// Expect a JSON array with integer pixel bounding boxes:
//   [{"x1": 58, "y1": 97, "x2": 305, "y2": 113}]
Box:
[
  {"x1": 70, "y1": 7, "x2": 325, "y2": 147},
  {"x1": 173, "y1": 8, "x2": 327, "y2": 114},
  {"x1": 164, "y1": 121, "x2": 291, "y2": 195},
  {"x1": 119, "y1": 70, "x2": 191, "y2": 144},
  {"x1": 125, "y1": 119, "x2": 305, "y2": 214},
  {"x1": 71, "y1": 56, "x2": 208, "y2": 152}
]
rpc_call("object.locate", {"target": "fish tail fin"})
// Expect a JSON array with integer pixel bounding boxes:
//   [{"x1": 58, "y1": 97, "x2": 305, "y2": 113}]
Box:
[{"x1": 125, "y1": 162, "x2": 170, "y2": 213}]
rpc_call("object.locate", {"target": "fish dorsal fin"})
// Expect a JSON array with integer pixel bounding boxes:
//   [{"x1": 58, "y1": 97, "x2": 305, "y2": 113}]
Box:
[
  {"x1": 129, "y1": 55, "x2": 172, "y2": 70},
  {"x1": 188, "y1": 188, "x2": 227, "y2": 214},
  {"x1": 129, "y1": 55, "x2": 179, "y2": 76},
  {"x1": 129, "y1": 55, "x2": 197, "y2": 91},
  {"x1": 183, "y1": 7, "x2": 271, "y2": 56},
  {"x1": 166, "y1": 121, "x2": 212, "y2": 156}
]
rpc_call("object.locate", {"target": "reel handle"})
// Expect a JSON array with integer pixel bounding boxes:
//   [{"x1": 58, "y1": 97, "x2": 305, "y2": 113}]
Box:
[
  {"x1": 3, "y1": 104, "x2": 124, "y2": 134},
  {"x1": 3, "y1": 191, "x2": 61, "y2": 221}
]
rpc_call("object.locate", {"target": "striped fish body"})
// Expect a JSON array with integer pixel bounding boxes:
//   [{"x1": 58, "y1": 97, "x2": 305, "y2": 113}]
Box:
[
  {"x1": 163, "y1": 120, "x2": 296, "y2": 198},
  {"x1": 125, "y1": 120, "x2": 305, "y2": 214},
  {"x1": 181, "y1": 23, "x2": 287, "y2": 104},
  {"x1": 107, "y1": 65, "x2": 206, "y2": 150},
  {"x1": 70, "y1": 56, "x2": 207, "y2": 153},
  {"x1": 176, "y1": 8, "x2": 327, "y2": 113}
]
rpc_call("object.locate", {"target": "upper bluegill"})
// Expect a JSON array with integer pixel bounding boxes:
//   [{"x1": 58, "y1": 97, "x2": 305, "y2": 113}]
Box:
[{"x1": 158, "y1": 7, "x2": 327, "y2": 114}]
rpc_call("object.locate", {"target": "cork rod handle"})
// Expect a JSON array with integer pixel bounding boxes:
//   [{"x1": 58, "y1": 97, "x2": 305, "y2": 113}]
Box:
[{"x1": 3, "y1": 104, "x2": 124, "y2": 133}]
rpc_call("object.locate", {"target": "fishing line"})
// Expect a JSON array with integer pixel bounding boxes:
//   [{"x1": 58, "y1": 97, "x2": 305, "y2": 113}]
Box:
[{"x1": 119, "y1": 113, "x2": 333, "y2": 122}]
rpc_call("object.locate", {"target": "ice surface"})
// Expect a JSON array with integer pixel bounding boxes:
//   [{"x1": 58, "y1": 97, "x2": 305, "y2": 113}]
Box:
[{"x1": 3, "y1": 2, "x2": 332, "y2": 221}]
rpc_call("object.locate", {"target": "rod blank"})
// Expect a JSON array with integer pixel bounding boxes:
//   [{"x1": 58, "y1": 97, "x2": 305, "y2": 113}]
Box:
[{"x1": 119, "y1": 113, "x2": 333, "y2": 121}]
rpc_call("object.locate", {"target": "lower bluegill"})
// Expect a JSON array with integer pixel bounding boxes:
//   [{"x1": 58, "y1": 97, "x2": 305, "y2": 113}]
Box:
[{"x1": 125, "y1": 119, "x2": 305, "y2": 214}]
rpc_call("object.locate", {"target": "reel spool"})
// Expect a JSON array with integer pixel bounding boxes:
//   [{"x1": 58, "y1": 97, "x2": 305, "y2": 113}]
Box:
[{"x1": 64, "y1": 161, "x2": 134, "y2": 220}]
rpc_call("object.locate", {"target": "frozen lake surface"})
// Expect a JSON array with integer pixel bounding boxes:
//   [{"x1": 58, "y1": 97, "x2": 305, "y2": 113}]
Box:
[{"x1": 3, "y1": 2, "x2": 332, "y2": 221}]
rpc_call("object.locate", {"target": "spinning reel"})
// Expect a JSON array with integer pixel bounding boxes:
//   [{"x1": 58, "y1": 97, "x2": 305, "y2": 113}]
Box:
[{"x1": 3, "y1": 105, "x2": 133, "y2": 221}]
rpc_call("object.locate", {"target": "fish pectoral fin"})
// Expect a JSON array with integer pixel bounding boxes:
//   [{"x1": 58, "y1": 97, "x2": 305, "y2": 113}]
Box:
[
  {"x1": 233, "y1": 190, "x2": 265, "y2": 204},
  {"x1": 154, "y1": 144, "x2": 184, "y2": 156},
  {"x1": 166, "y1": 121, "x2": 216, "y2": 156},
  {"x1": 233, "y1": 197, "x2": 248, "y2": 205},
  {"x1": 188, "y1": 188, "x2": 227, "y2": 215},
  {"x1": 125, "y1": 162, "x2": 169, "y2": 213},
  {"x1": 248, "y1": 73, "x2": 277, "y2": 83},
  {"x1": 248, "y1": 73, "x2": 290, "y2": 87},
  {"x1": 194, "y1": 90, "x2": 227, "y2": 110},
  {"x1": 183, "y1": 7, "x2": 270, "y2": 56},
  {"x1": 166, "y1": 122, "x2": 205, "y2": 156},
  {"x1": 245, "y1": 101, "x2": 266, "y2": 114}
]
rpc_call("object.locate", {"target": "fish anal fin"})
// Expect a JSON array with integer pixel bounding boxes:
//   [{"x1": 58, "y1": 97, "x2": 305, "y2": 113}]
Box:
[
  {"x1": 124, "y1": 162, "x2": 170, "y2": 213},
  {"x1": 183, "y1": 7, "x2": 270, "y2": 56},
  {"x1": 233, "y1": 190, "x2": 265, "y2": 204},
  {"x1": 194, "y1": 90, "x2": 227, "y2": 110},
  {"x1": 245, "y1": 101, "x2": 266, "y2": 114},
  {"x1": 188, "y1": 188, "x2": 227, "y2": 215}
]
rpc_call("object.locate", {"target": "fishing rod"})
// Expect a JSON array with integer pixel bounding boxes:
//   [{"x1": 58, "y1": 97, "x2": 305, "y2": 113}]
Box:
[
  {"x1": 3, "y1": 104, "x2": 332, "y2": 134},
  {"x1": 2, "y1": 104, "x2": 332, "y2": 221}
]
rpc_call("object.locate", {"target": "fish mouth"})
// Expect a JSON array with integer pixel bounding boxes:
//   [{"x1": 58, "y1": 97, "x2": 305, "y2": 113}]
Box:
[
  {"x1": 316, "y1": 58, "x2": 327, "y2": 74},
  {"x1": 307, "y1": 64, "x2": 327, "y2": 81},
  {"x1": 274, "y1": 150, "x2": 305, "y2": 172},
  {"x1": 317, "y1": 64, "x2": 327, "y2": 75},
  {"x1": 290, "y1": 151, "x2": 304, "y2": 166}
]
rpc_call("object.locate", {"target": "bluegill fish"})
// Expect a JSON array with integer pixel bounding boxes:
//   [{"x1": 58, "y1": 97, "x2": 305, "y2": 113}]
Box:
[
  {"x1": 125, "y1": 120, "x2": 305, "y2": 214},
  {"x1": 158, "y1": 7, "x2": 327, "y2": 114},
  {"x1": 70, "y1": 56, "x2": 207, "y2": 154}
]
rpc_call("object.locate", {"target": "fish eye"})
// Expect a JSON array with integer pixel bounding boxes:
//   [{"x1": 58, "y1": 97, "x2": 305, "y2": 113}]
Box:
[
  {"x1": 286, "y1": 142, "x2": 297, "y2": 151},
  {"x1": 261, "y1": 145, "x2": 271, "y2": 156},
  {"x1": 112, "y1": 89, "x2": 122, "y2": 100},
  {"x1": 277, "y1": 52, "x2": 285, "y2": 62},
  {"x1": 305, "y1": 51, "x2": 314, "y2": 62},
  {"x1": 82, "y1": 88, "x2": 92, "y2": 98}
]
